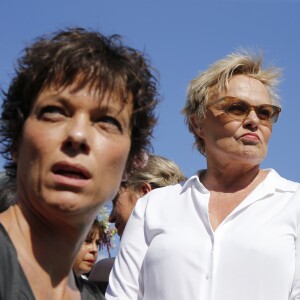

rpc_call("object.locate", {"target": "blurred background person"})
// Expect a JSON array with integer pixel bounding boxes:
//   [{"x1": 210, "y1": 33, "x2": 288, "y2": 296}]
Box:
[
  {"x1": 0, "y1": 27, "x2": 158, "y2": 300},
  {"x1": 73, "y1": 219, "x2": 103, "y2": 279},
  {"x1": 110, "y1": 154, "x2": 186, "y2": 237},
  {"x1": 89, "y1": 154, "x2": 185, "y2": 292},
  {"x1": 0, "y1": 173, "x2": 16, "y2": 213},
  {"x1": 106, "y1": 50, "x2": 300, "y2": 300}
]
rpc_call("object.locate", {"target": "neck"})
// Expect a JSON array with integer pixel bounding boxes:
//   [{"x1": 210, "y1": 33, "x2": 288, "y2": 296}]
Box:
[
  {"x1": 200, "y1": 163, "x2": 265, "y2": 193},
  {"x1": 0, "y1": 203, "x2": 91, "y2": 281}
]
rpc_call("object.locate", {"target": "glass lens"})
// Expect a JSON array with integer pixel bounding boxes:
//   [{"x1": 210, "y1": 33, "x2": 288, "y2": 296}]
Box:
[
  {"x1": 226, "y1": 100, "x2": 249, "y2": 119},
  {"x1": 208, "y1": 97, "x2": 280, "y2": 124},
  {"x1": 256, "y1": 105, "x2": 275, "y2": 120}
]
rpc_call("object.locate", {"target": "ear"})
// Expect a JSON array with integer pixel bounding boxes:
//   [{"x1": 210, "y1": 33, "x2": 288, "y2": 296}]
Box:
[
  {"x1": 140, "y1": 182, "x2": 152, "y2": 196},
  {"x1": 190, "y1": 115, "x2": 205, "y2": 139}
]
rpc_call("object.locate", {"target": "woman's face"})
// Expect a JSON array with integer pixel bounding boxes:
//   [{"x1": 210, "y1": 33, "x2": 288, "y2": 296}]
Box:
[
  {"x1": 199, "y1": 75, "x2": 273, "y2": 166},
  {"x1": 73, "y1": 226, "x2": 100, "y2": 276},
  {"x1": 109, "y1": 186, "x2": 140, "y2": 237},
  {"x1": 16, "y1": 81, "x2": 132, "y2": 224}
]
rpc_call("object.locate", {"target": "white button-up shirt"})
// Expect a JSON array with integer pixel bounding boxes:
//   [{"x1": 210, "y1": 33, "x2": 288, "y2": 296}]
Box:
[{"x1": 106, "y1": 169, "x2": 300, "y2": 300}]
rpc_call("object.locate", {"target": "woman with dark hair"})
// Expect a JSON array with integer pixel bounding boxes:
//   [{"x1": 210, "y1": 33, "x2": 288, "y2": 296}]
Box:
[
  {"x1": 0, "y1": 27, "x2": 158, "y2": 300},
  {"x1": 73, "y1": 219, "x2": 103, "y2": 279}
]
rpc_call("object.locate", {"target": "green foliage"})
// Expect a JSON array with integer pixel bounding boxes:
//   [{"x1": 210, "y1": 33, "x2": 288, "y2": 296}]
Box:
[{"x1": 98, "y1": 205, "x2": 117, "y2": 257}]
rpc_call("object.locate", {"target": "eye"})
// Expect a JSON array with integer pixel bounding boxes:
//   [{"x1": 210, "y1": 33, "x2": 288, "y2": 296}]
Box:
[
  {"x1": 257, "y1": 105, "x2": 273, "y2": 120},
  {"x1": 226, "y1": 101, "x2": 248, "y2": 116},
  {"x1": 38, "y1": 105, "x2": 66, "y2": 121},
  {"x1": 95, "y1": 116, "x2": 122, "y2": 133},
  {"x1": 84, "y1": 237, "x2": 92, "y2": 244}
]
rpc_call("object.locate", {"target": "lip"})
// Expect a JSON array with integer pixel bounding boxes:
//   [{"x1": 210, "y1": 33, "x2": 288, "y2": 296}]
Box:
[
  {"x1": 86, "y1": 259, "x2": 95, "y2": 264},
  {"x1": 240, "y1": 133, "x2": 260, "y2": 142},
  {"x1": 51, "y1": 161, "x2": 91, "y2": 188}
]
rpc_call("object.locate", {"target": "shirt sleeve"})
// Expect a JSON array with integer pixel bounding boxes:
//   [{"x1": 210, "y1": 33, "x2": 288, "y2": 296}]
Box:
[
  {"x1": 105, "y1": 195, "x2": 149, "y2": 300},
  {"x1": 289, "y1": 190, "x2": 300, "y2": 300}
]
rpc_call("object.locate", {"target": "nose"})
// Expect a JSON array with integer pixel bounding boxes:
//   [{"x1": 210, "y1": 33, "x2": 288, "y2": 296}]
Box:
[
  {"x1": 243, "y1": 109, "x2": 259, "y2": 129},
  {"x1": 90, "y1": 241, "x2": 99, "y2": 254},
  {"x1": 63, "y1": 115, "x2": 90, "y2": 154}
]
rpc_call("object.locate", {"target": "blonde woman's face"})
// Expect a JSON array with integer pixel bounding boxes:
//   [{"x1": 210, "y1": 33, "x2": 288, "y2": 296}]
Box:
[
  {"x1": 109, "y1": 186, "x2": 139, "y2": 237},
  {"x1": 199, "y1": 75, "x2": 272, "y2": 166}
]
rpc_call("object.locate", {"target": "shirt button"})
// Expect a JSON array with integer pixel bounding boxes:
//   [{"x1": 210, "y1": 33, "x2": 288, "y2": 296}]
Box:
[{"x1": 205, "y1": 274, "x2": 210, "y2": 280}]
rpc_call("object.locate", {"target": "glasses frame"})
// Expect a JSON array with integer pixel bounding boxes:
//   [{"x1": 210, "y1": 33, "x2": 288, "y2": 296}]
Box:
[{"x1": 206, "y1": 96, "x2": 281, "y2": 124}]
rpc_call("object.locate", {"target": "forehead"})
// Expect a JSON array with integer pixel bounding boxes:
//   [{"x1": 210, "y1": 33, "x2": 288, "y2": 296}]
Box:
[
  {"x1": 218, "y1": 75, "x2": 271, "y2": 104},
  {"x1": 112, "y1": 186, "x2": 134, "y2": 206},
  {"x1": 89, "y1": 226, "x2": 101, "y2": 237}
]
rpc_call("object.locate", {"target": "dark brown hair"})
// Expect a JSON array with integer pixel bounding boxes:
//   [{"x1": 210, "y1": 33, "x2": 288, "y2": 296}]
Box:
[{"x1": 0, "y1": 28, "x2": 159, "y2": 179}]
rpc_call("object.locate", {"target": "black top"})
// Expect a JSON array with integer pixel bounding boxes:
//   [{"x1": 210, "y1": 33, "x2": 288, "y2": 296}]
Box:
[{"x1": 0, "y1": 223, "x2": 105, "y2": 300}]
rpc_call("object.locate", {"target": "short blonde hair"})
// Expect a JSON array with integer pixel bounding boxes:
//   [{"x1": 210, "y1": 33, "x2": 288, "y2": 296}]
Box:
[
  {"x1": 182, "y1": 49, "x2": 281, "y2": 155},
  {"x1": 124, "y1": 154, "x2": 186, "y2": 192}
]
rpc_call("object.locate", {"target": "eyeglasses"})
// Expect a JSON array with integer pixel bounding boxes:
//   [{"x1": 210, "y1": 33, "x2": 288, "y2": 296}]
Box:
[{"x1": 206, "y1": 96, "x2": 281, "y2": 125}]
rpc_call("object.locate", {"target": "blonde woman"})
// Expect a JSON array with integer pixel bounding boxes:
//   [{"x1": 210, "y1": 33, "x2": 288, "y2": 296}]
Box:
[{"x1": 106, "y1": 50, "x2": 300, "y2": 300}]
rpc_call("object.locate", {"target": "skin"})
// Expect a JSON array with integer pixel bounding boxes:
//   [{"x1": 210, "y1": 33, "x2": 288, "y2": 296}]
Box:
[
  {"x1": 109, "y1": 183, "x2": 151, "y2": 237},
  {"x1": 200, "y1": 75, "x2": 273, "y2": 169},
  {"x1": 89, "y1": 183, "x2": 152, "y2": 283},
  {"x1": 17, "y1": 83, "x2": 132, "y2": 226},
  {"x1": 0, "y1": 81, "x2": 133, "y2": 299},
  {"x1": 195, "y1": 75, "x2": 273, "y2": 230},
  {"x1": 109, "y1": 187, "x2": 140, "y2": 237},
  {"x1": 73, "y1": 226, "x2": 100, "y2": 277}
]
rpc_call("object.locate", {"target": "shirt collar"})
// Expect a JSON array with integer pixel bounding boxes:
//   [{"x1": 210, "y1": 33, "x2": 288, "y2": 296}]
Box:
[{"x1": 181, "y1": 168, "x2": 299, "y2": 194}]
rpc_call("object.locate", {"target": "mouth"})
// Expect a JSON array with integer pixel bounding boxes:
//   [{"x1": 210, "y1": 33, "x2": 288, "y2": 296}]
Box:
[
  {"x1": 52, "y1": 162, "x2": 91, "y2": 180},
  {"x1": 86, "y1": 259, "x2": 95, "y2": 264},
  {"x1": 240, "y1": 133, "x2": 260, "y2": 142}
]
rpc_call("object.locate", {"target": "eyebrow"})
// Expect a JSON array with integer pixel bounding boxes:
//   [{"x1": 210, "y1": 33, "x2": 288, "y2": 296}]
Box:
[{"x1": 42, "y1": 93, "x2": 126, "y2": 114}]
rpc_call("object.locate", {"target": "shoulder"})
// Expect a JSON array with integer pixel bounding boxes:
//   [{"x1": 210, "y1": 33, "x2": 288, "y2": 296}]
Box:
[
  {"x1": 266, "y1": 169, "x2": 300, "y2": 192},
  {"x1": 0, "y1": 223, "x2": 35, "y2": 299},
  {"x1": 89, "y1": 257, "x2": 114, "y2": 282},
  {"x1": 144, "y1": 176, "x2": 196, "y2": 202},
  {"x1": 131, "y1": 176, "x2": 199, "y2": 226},
  {"x1": 0, "y1": 223, "x2": 17, "y2": 263},
  {"x1": 142, "y1": 175, "x2": 199, "y2": 207},
  {"x1": 77, "y1": 276, "x2": 106, "y2": 300},
  {"x1": 132, "y1": 182, "x2": 185, "y2": 218}
]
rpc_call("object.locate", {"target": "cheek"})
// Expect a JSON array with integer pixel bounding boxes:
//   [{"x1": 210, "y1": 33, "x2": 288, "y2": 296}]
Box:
[
  {"x1": 74, "y1": 249, "x2": 85, "y2": 266},
  {"x1": 116, "y1": 199, "x2": 132, "y2": 221},
  {"x1": 96, "y1": 136, "x2": 131, "y2": 168},
  {"x1": 18, "y1": 120, "x2": 55, "y2": 164},
  {"x1": 93, "y1": 138, "x2": 131, "y2": 196},
  {"x1": 262, "y1": 127, "x2": 272, "y2": 143},
  {"x1": 16, "y1": 125, "x2": 50, "y2": 187},
  {"x1": 78, "y1": 246, "x2": 89, "y2": 260}
]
